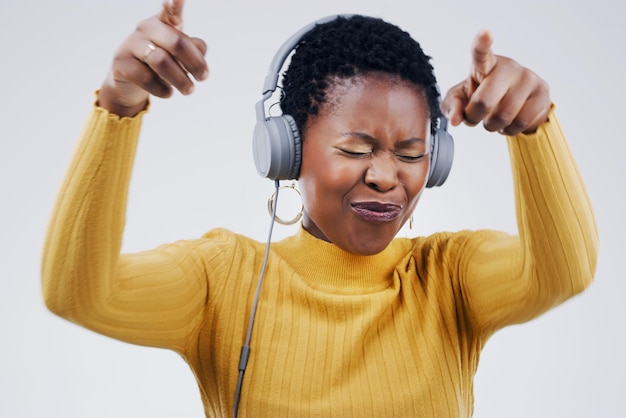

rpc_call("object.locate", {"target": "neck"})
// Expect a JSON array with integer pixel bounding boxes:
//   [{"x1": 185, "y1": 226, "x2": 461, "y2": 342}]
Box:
[{"x1": 273, "y1": 226, "x2": 407, "y2": 293}]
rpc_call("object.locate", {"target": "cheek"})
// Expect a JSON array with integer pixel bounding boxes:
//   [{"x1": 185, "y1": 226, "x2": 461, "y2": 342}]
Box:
[
  {"x1": 299, "y1": 156, "x2": 366, "y2": 214},
  {"x1": 401, "y1": 162, "x2": 430, "y2": 198},
  {"x1": 300, "y1": 160, "x2": 363, "y2": 202}
]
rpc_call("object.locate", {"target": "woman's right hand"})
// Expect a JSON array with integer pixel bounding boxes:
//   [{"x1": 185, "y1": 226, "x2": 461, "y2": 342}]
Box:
[{"x1": 98, "y1": 0, "x2": 209, "y2": 117}]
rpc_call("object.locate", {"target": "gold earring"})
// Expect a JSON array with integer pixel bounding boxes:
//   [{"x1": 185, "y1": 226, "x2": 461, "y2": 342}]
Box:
[
  {"x1": 409, "y1": 214, "x2": 414, "y2": 230},
  {"x1": 267, "y1": 182, "x2": 303, "y2": 225}
]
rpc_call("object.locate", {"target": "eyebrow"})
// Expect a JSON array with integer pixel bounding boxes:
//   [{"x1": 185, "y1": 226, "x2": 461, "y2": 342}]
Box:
[{"x1": 341, "y1": 132, "x2": 427, "y2": 147}]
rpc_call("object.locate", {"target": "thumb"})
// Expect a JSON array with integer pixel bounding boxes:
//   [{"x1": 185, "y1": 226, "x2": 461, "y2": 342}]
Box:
[
  {"x1": 159, "y1": 0, "x2": 185, "y2": 30},
  {"x1": 441, "y1": 80, "x2": 469, "y2": 127},
  {"x1": 471, "y1": 29, "x2": 497, "y2": 84}
]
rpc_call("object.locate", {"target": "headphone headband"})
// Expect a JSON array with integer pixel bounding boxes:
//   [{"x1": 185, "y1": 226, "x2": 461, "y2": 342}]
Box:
[{"x1": 261, "y1": 15, "x2": 353, "y2": 96}]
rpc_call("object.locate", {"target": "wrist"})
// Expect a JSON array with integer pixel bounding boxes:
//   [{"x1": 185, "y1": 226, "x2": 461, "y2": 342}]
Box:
[{"x1": 97, "y1": 88, "x2": 148, "y2": 118}]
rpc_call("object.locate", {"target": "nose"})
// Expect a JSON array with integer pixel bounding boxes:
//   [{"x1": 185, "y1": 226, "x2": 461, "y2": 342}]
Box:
[{"x1": 364, "y1": 152, "x2": 399, "y2": 192}]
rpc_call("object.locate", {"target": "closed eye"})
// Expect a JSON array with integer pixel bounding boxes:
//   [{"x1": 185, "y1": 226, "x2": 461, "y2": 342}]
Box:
[
  {"x1": 335, "y1": 147, "x2": 372, "y2": 158},
  {"x1": 395, "y1": 153, "x2": 426, "y2": 162}
]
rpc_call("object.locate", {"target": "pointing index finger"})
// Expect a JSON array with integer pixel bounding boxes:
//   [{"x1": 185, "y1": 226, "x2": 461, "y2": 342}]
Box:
[
  {"x1": 471, "y1": 29, "x2": 497, "y2": 84},
  {"x1": 159, "y1": 0, "x2": 185, "y2": 30}
]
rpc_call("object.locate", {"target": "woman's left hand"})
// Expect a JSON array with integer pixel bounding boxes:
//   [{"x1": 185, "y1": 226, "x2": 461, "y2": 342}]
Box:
[{"x1": 442, "y1": 30, "x2": 551, "y2": 136}]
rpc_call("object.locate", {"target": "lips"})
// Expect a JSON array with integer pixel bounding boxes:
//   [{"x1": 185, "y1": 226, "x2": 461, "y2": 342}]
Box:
[{"x1": 351, "y1": 202, "x2": 403, "y2": 222}]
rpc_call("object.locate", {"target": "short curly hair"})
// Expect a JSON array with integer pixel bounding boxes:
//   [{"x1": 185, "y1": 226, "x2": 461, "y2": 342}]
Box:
[{"x1": 280, "y1": 15, "x2": 442, "y2": 135}]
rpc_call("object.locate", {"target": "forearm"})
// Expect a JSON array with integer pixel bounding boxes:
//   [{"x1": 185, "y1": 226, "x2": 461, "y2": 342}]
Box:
[
  {"x1": 508, "y1": 106, "x2": 598, "y2": 306},
  {"x1": 41, "y1": 102, "x2": 143, "y2": 324},
  {"x1": 42, "y1": 100, "x2": 211, "y2": 351},
  {"x1": 461, "y1": 107, "x2": 598, "y2": 334}
]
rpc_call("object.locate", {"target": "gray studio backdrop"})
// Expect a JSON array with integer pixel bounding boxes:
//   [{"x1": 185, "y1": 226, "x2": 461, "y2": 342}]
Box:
[{"x1": 1, "y1": 0, "x2": 624, "y2": 417}]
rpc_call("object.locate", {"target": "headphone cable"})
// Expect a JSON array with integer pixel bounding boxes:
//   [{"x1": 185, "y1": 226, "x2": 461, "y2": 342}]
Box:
[{"x1": 233, "y1": 179, "x2": 280, "y2": 418}]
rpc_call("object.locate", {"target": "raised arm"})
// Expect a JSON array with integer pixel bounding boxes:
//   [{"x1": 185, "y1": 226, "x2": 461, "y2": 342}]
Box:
[
  {"x1": 441, "y1": 31, "x2": 598, "y2": 334},
  {"x1": 41, "y1": 0, "x2": 211, "y2": 352}
]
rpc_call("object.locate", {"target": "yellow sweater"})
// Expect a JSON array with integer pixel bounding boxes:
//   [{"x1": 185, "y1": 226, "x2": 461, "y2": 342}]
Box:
[{"x1": 42, "y1": 104, "x2": 598, "y2": 417}]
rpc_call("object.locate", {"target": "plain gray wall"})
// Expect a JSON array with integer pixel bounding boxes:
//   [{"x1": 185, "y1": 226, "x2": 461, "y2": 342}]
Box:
[{"x1": 1, "y1": 0, "x2": 623, "y2": 416}]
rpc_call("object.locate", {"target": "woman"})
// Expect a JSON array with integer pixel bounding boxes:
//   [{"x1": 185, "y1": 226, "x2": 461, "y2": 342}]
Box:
[{"x1": 41, "y1": 0, "x2": 598, "y2": 416}]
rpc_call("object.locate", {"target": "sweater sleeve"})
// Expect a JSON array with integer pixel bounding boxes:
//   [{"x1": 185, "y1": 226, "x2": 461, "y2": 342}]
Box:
[
  {"x1": 41, "y1": 101, "x2": 210, "y2": 353},
  {"x1": 458, "y1": 106, "x2": 599, "y2": 336}
]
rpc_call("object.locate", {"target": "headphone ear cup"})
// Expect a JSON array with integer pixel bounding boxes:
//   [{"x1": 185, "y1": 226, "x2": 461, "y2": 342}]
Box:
[
  {"x1": 253, "y1": 115, "x2": 302, "y2": 180},
  {"x1": 426, "y1": 127, "x2": 454, "y2": 188}
]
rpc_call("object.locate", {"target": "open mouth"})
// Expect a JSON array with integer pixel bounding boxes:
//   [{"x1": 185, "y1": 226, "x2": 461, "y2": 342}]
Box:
[{"x1": 351, "y1": 202, "x2": 402, "y2": 222}]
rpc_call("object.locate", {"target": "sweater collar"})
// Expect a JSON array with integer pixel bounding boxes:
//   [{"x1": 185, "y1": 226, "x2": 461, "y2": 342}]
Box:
[{"x1": 273, "y1": 226, "x2": 407, "y2": 293}]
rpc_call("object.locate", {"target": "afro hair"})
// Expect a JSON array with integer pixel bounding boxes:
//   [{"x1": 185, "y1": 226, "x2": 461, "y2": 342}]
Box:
[{"x1": 280, "y1": 15, "x2": 442, "y2": 135}]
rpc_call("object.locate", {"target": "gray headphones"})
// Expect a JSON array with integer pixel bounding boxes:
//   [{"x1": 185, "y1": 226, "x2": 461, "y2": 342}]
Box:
[{"x1": 252, "y1": 14, "x2": 454, "y2": 187}]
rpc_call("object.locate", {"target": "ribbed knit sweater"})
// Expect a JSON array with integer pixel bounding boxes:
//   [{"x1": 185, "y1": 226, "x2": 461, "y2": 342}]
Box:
[{"x1": 42, "y1": 103, "x2": 598, "y2": 417}]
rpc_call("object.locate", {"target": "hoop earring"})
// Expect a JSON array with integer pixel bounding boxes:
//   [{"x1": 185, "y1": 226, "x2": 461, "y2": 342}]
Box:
[{"x1": 267, "y1": 182, "x2": 303, "y2": 225}]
